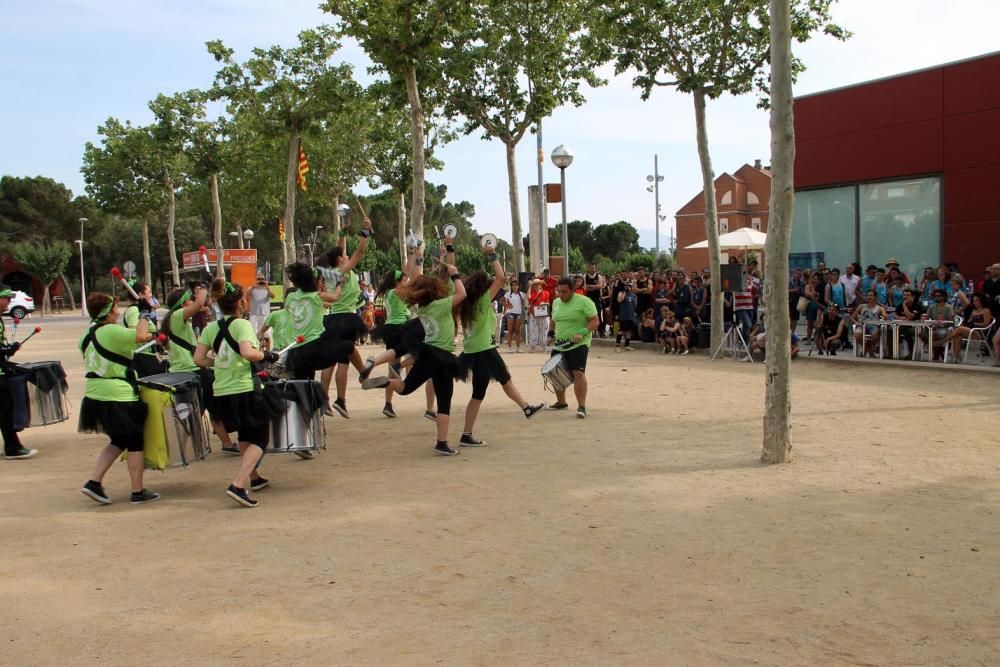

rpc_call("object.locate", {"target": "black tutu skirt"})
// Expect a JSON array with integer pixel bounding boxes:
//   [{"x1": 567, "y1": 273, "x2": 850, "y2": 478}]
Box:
[
  {"x1": 209, "y1": 390, "x2": 271, "y2": 434},
  {"x1": 323, "y1": 312, "x2": 366, "y2": 343},
  {"x1": 458, "y1": 347, "x2": 512, "y2": 385},
  {"x1": 411, "y1": 341, "x2": 466, "y2": 381},
  {"x1": 287, "y1": 333, "x2": 353, "y2": 375},
  {"x1": 78, "y1": 397, "x2": 147, "y2": 437}
]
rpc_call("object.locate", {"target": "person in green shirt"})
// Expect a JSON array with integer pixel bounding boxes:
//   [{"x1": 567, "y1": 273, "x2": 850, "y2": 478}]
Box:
[
  {"x1": 547, "y1": 277, "x2": 600, "y2": 418},
  {"x1": 454, "y1": 248, "x2": 544, "y2": 446},
  {"x1": 0, "y1": 285, "x2": 37, "y2": 460},
  {"x1": 364, "y1": 251, "x2": 419, "y2": 418},
  {"x1": 315, "y1": 215, "x2": 374, "y2": 419},
  {"x1": 283, "y1": 264, "x2": 354, "y2": 389},
  {"x1": 122, "y1": 282, "x2": 166, "y2": 378},
  {"x1": 161, "y1": 284, "x2": 237, "y2": 454},
  {"x1": 78, "y1": 292, "x2": 160, "y2": 505},
  {"x1": 194, "y1": 279, "x2": 280, "y2": 508},
  {"x1": 362, "y1": 247, "x2": 468, "y2": 456}
]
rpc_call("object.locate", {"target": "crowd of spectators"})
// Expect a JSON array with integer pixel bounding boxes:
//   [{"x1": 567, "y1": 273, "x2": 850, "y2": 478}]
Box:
[{"x1": 488, "y1": 258, "x2": 1000, "y2": 367}]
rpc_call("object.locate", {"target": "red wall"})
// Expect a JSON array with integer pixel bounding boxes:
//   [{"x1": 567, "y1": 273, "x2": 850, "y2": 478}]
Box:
[{"x1": 794, "y1": 52, "x2": 1000, "y2": 277}]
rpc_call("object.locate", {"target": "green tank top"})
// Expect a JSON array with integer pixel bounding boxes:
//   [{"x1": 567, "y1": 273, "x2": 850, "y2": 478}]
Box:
[
  {"x1": 462, "y1": 293, "x2": 496, "y2": 354},
  {"x1": 385, "y1": 289, "x2": 409, "y2": 325},
  {"x1": 166, "y1": 309, "x2": 198, "y2": 373},
  {"x1": 328, "y1": 271, "x2": 360, "y2": 315},
  {"x1": 284, "y1": 291, "x2": 325, "y2": 342}
]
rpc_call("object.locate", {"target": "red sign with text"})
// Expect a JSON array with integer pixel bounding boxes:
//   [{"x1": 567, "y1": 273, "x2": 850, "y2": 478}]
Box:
[{"x1": 182, "y1": 249, "x2": 257, "y2": 267}]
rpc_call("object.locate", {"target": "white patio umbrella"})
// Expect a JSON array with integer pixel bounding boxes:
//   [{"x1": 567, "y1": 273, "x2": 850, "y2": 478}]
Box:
[{"x1": 684, "y1": 227, "x2": 767, "y2": 250}]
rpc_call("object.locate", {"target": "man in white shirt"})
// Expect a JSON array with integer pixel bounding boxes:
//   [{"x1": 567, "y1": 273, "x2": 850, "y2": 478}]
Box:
[{"x1": 839, "y1": 263, "x2": 861, "y2": 308}]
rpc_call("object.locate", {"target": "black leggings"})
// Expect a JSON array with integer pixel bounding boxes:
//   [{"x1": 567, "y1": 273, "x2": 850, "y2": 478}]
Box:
[
  {"x1": 399, "y1": 358, "x2": 454, "y2": 415},
  {"x1": 471, "y1": 370, "x2": 501, "y2": 401},
  {"x1": 0, "y1": 375, "x2": 22, "y2": 455}
]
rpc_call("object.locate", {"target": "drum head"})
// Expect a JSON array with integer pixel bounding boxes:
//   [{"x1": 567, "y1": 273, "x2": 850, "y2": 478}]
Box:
[
  {"x1": 139, "y1": 372, "x2": 198, "y2": 390},
  {"x1": 540, "y1": 354, "x2": 564, "y2": 373},
  {"x1": 442, "y1": 223, "x2": 458, "y2": 239},
  {"x1": 481, "y1": 233, "x2": 499, "y2": 249}
]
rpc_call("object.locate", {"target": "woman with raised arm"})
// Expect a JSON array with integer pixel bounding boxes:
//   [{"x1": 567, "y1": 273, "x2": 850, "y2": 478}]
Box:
[
  {"x1": 361, "y1": 251, "x2": 468, "y2": 456},
  {"x1": 453, "y1": 247, "x2": 544, "y2": 447}
]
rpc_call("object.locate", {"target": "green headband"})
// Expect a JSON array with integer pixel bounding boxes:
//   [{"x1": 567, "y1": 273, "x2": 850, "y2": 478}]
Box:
[
  {"x1": 91, "y1": 299, "x2": 114, "y2": 323},
  {"x1": 0, "y1": 288, "x2": 12, "y2": 298},
  {"x1": 169, "y1": 289, "x2": 191, "y2": 310},
  {"x1": 224, "y1": 282, "x2": 236, "y2": 295},
  {"x1": 395, "y1": 270, "x2": 403, "y2": 281}
]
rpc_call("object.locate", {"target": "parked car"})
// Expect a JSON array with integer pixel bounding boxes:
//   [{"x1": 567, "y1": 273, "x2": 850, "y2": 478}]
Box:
[{"x1": 3, "y1": 291, "x2": 35, "y2": 319}]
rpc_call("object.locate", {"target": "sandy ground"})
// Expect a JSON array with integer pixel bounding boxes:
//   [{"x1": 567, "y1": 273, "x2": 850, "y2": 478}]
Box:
[{"x1": 2, "y1": 315, "x2": 998, "y2": 666}]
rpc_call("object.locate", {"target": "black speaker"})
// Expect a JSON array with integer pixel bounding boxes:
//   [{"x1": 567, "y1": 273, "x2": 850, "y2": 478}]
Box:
[
  {"x1": 517, "y1": 271, "x2": 535, "y2": 292},
  {"x1": 720, "y1": 264, "x2": 746, "y2": 292}
]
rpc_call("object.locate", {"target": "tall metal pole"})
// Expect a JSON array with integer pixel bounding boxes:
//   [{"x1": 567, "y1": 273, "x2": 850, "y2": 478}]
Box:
[
  {"x1": 654, "y1": 154, "x2": 661, "y2": 257},
  {"x1": 536, "y1": 119, "x2": 547, "y2": 270},
  {"x1": 78, "y1": 217, "x2": 87, "y2": 317},
  {"x1": 560, "y1": 166, "x2": 569, "y2": 277}
]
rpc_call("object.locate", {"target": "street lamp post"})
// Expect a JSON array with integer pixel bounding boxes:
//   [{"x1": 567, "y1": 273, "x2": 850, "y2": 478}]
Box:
[
  {"x1": 551, "y1": 145, "x2": 574, "y2": 277},
  {"x1": 228, "y1": 231, "x2": 240, "y2": 248},
  {"x1": 301, "y1": 243, "x2": 313, "y2": 266},
  {"x1": 243, "y1": 229, "x2": 254, "y2": 248},
  {"x1": 336, "y1": 204, "x2": 350, "y2": 234},
  {"x1": 311, "y1": 225, "x2": 324, "y2": 254},
  {"x1": 77, "y1": 217, "x2": 88, "y2": 317},
  {"x1": 646, "y1": 154, "x2": 665, "y2": 256}
]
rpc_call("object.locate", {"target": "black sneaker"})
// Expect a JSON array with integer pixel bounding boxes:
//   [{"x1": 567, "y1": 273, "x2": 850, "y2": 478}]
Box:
[
  {"x1": 250, "y1": 476, "x2": 270, "y2": 491},
  {"x1": 220, "y1": 445, "x2": 241, "y2": 456},
  {"x1": 130, "y1": 489, "x2": 161, "y2": 505},
  {"x1": 424, "y1": 410, "x2": 437, "y2": 422},
  {"x1": 523, "y1": 403, "x2": 545, "y2": 419},
  {"x1": 383, "y1": 403, "x2": 397, "y2": 418},
  {"x1": 293, "y1": 450, "x2": 315, "y2": 460},
  {"x1": 576, "y1": 406, "x2": 588, "y2": 419},
  {"x1": 361, "y1": 376, "x2": 390, "y2": 390},
  {"x1": 459, "y1": 433, "x2": 487, "y2": 447},
  {"x1": 548, "y1": 402, "x2": 569, "y2": 411},
  {"x1": 4, "y1": 447, "x2": 38, "y2": 460},
  {"x1": 434, "y1": 442, "x2": 459, "y2": 456},
  {"x1": 81, "y1": 480, "x2": 111, "y2": 505},
  {"x1": 226, "y1": 484, "x2": 258, "y2": 508},
  {"x1": 358, "y1": 357, "x2": 376, "y2": 382},
  {"x1": 331, "y1": 399, "x2": 350, "y2": 419}
]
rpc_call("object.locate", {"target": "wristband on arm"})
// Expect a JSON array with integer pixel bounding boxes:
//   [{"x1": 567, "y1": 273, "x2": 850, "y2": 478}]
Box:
[
  {"x1": 360, "y1": 229, "x2": 371, "y2": 238},
  {"x1": 488, "y1": 254, "x2": 498, "y2": 263},
  {"x1": 449, "y1": 274, "x2": 460, "y2": 282},
  {"x1": 445, "y1": 244, "x2": 455, "y2": 253}
]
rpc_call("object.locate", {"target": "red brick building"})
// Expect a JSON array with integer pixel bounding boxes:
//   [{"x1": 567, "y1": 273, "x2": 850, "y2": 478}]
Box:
[
  {"x1": 675, "y1": 162, "x2": 772, "y2": 270},
  {"x1": 791, "y1": 51, "x2": 1000, "y2": 280}
]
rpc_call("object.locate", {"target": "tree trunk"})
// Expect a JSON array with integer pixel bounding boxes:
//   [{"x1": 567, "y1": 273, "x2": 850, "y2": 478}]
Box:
[
  {"x1": 505, "y1": 140, "x2": 526, "y2": 273},
  {"x1": 60, "y1": 272, "x2": 75, "y2": 311},
  {"x1": 761, "y1": 0, "x2": 796, "y2": 465},
  {"x1": 39, "y1": 284, "x2": 50, "y2": 317},
  {"x1": 283, "y1": 128, "x2": 300, "y2": 273},
  {"x1": 403, "y1": 65, "x2": 426, "y2": 241},
  {"x1": 397, "y1": 189, "x2": 408, "y2": 267},
  {"x1": 165, "y1": 170, "x2": 180, "y2": 286},
  {"x1": 237, "y1": 223, "x2": 245, "y2": 250},
  {"x1": 142, "y1": 218, "x2": 152, "y2": 287},
  {"x1": 693, "y1": 87, "x2": 724, "y2": 352},
  {"x1": 210, "y1": 173, "x2": 224, "y2": 278}
]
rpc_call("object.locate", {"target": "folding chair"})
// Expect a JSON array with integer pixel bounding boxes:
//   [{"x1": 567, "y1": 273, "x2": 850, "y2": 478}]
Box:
[{"x1": 962, "y1": 319, "x2": 996, "y2": 364}]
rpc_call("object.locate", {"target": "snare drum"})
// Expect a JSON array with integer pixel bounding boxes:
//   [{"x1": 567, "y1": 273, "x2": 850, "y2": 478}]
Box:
[
  {"x1": 138, "y1": 372, "x2": 211, "y2": 469},
  {"x1": 15, "y1": 360, "x2": 70, "y2": 427},
  {"x1": 269, "y1": 379, "x2": 326, "y2": 453},
  {"x1": 540, "y1": 354, "x2": 574, "y2": 393}
]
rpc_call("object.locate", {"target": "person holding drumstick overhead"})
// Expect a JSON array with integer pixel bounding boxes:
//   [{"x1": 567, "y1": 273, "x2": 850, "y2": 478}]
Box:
[
  {"x1": 548, "y1": 276, "x2": 599, "y2": 418},
  {"x1": 78, "y1": 292, "x2": 159, "y2": 504},
  {"x1": 453, "y1": 245, "x2": 545, "y2": 447}
]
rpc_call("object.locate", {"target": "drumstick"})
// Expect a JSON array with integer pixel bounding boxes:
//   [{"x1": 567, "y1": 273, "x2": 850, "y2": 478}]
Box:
[
  {"x1": 135, "y1": 333, "x2": 167, "y2": 354},
  {"x1": 353, "y1": 197, "x2": 368, "y2": 218},
  {"x1": 110, "y1": 267, "x2": 140, "y2": 299},
  {"x1": 275, "y1": 335, "x2": 306, "y2": 365},
  {"x1": 199, "y1": 245, "x2": 212, "y2": 276},
  {"x1": 16, "y1": 326, "x2": 42, "y2": 346},
  {"x1": 10, "y1": 317, "x2": 20, "y2": 341}
]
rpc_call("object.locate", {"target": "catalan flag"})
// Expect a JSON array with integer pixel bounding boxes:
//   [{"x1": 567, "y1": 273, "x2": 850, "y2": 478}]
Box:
[{"x1": 296, "y1": 144, "x2": 310, "y2": 192}]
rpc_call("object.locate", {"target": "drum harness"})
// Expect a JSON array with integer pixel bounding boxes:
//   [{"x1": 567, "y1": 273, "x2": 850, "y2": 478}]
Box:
[
  {"x1": 212, "y1": 317, "x2": 284, "y2": 418},
  {"x1": 82, "y1": 323, "x2": 139, "y2": 392}
]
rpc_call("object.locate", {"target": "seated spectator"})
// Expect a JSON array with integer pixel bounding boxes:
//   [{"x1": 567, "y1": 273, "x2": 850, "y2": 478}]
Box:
[
  {"x1": 894, "y1": 288, "x2": 923, "y2": 358},
  {"x1": 816, "y1": 303, "x2": 846, "y2": 356},
  {"x1": 949, "y1": 276, "x2": 970, "y2": 315},
  {"x1": 749, "y1": 320, "x2": 800, "y2": 359},
  {"x1": 659, "y1": 310, "x2": 688, "y2": 355},
  {"x1": 948, "y1": 293, "x2": 994, "y2": 363},
  {"x1": 639, "y1": 308, "x2": 657, "y2": 344},
  {"x1": 852, "y1": 289, "x2": 888, "y2": 358},
  {"x1": 919, "y1": 289, "x2": 956, "y2": 362}
]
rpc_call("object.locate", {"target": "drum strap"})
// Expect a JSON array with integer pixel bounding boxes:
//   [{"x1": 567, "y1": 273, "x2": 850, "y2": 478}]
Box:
[
  {"x1": 167, "y1": 330, "x2": 196, "y2": 354},
  {"x1": 82, "y1": 325, "x2": 138, "y2": 388},
  {"x1": 212, "y1": 317, "x2": 242, "y2": 357}
]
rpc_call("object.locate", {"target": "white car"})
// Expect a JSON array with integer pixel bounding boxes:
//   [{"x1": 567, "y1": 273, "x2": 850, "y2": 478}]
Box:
[{"x1": 3, "y1": 291, "x2": 35, "y2": 319}]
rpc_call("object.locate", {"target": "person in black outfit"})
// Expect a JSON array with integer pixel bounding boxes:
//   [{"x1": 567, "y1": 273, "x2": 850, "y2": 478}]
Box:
[
  {"x1": 583, "y1": 264, "x2": 605, "y2": 337},
  {"x1": 0, "y1": 287, "x2": 37, "y2": 460},
  {"x1": 984, "y1": 263, "x2": 1000, "y2": 318}
]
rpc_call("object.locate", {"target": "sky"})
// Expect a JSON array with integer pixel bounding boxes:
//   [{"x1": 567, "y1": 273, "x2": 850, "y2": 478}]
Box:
[{"x1": 2, "y1": 0, "x2": 999, "y2": 254}]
